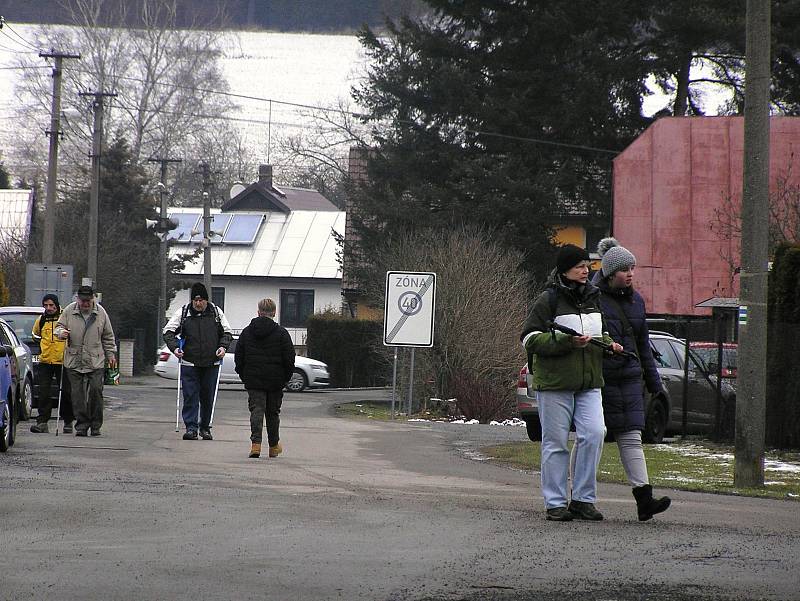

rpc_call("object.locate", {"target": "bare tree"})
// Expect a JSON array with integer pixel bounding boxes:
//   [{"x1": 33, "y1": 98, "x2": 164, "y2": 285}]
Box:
[
  {"x1": 10, "y1": 0, "x2": 236, "y2": 188},
  {"x1": 367, "y1": 226, "x2": 529, "y2": 422},
  {"x1": 277, "y1": 98, "x2": 371, "y2": 208},
  {"x1": 709, "y1": 165, "x2": 800, "y2": 294}
]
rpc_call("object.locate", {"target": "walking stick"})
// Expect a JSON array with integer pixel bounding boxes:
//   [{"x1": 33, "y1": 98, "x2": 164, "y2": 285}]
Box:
[
  {"x1": 208, "y1": 357, "x2": 223, "y2": 427},
  {"x1": 546, "y1": 321, "x2": 639, "y2": 360},
  {"x1": 54, "y1": 342, "x2": 68, "y2": 436},
  {"x1": 175, "y1": 338, "x2": 185, "y2": 432}
]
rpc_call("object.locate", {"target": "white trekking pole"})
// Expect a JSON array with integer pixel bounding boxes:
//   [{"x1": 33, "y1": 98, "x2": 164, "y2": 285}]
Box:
[
  {"x1": 209, "y1": 357, "x2": 223, "y2": 427},
  {"x1": 175, "y1": 338, "x2": 185, "y2": 432},
  {"x1": 55, "y1": 343, "x2": 67, "y2": 436}
]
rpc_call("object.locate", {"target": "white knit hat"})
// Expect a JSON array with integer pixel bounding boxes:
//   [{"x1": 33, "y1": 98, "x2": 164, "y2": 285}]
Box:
[{"x1": 597, "y1": 237, "x2": 636, "y2": 277}]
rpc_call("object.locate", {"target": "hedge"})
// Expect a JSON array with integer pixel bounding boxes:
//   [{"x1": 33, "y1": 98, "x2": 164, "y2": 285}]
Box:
[{"x1": 306, "y1": 314, "x2": 390, "y2": 388}]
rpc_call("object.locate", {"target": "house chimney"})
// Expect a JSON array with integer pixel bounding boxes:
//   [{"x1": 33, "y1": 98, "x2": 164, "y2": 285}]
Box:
[{"x1": 258, "y1": 164, "x2": 273, "y2": 188}]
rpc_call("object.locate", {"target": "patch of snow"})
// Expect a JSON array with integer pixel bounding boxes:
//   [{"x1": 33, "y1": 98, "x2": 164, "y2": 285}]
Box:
[
  {"x1": 765, "y1": 461, "x2": 800, "y2": 474},
  {"x1": 489, "y1": 418, "x2": 526, "y2": 427}
]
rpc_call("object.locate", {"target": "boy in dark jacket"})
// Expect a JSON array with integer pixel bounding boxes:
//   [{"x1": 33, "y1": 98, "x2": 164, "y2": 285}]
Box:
[{"x1": 234, "y1": 298, "x2": 295, "y2": 458}]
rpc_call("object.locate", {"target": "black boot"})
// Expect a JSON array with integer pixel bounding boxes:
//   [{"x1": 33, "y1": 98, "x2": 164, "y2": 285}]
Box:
[{"x1": 632, "y1": 485, "x2": 671, "y2": 521}]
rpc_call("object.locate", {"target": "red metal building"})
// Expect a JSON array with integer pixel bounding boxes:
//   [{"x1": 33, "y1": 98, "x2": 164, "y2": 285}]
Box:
[{"x1": 613, "y1": 116, "x2": 800, "y2": 316}]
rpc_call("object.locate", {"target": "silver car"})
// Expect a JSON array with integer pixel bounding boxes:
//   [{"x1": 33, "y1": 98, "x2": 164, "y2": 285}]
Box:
[
  {"x1": 516, "y1": 332, "x2": 736, "y2": 444},
  {"x1": 0, "y1": 317, "x2": 35, "y2": 421},
  {"x1": 155, "y1": 336, "x2": 330, "y2": 392}
]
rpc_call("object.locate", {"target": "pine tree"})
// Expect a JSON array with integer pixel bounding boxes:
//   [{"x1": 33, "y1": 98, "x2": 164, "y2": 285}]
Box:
[{"x1": 348, "y1": 0, "x2": 653, "y2": 287}]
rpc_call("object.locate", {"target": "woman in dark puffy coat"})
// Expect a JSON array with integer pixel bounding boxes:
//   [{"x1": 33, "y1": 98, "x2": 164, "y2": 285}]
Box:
[{"x1": 593, "y1": 237, "x2": 671, "y2": 521}]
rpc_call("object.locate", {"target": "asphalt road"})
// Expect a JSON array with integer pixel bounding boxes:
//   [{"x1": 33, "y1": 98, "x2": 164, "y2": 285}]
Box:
[{"x1": 2, "y1": 377, "x2": 798, "y2": 601}]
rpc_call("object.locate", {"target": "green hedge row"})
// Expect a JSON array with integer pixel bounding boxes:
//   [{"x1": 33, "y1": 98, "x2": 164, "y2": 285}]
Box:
[
  {"x1": 306, "y1": 314, "x2": 390, "y2": 388},
  {"x1": 766, "y1": 244, "x2": 800, "y2": 449}
]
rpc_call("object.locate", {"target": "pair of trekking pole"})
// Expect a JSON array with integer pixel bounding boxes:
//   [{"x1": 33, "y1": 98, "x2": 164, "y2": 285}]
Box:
[{"x1": 174, "y1": 339, "x2": 223, "y2": 432}]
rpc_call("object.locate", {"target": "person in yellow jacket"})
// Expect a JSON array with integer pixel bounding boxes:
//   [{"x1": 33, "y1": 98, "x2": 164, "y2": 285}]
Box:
[{"x1": 30, "y1": 294, "x2": 74, "y2": 434}]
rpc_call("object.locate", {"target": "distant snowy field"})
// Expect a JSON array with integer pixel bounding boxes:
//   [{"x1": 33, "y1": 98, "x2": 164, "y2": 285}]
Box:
[{"x1": 0, "y1": 24, "x2": 366, "y2": 169}]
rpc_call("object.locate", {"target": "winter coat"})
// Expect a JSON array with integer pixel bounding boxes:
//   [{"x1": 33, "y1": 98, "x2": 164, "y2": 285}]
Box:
[
  {"x1": 33, "y1": 310, "x2": 66, "y2": 365},
  {"x1": 234, "y1": 316, "x2": 295, "y2": 391},
  {"x1": 520, "y1": 269, "x2": 612, "y2": 391},
  {"x1": 163, "y1": 302, "x2": 233, "y2": 368},
  {"x1": 593, "y1": 273, "x2": 663, "y2": 433},
  {"x1": 55, "y1": 302, "x2": 116, "y2": 373}
]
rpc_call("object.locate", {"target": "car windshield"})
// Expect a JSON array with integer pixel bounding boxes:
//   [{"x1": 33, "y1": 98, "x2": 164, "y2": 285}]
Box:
[{"x1": 0, "y1": 312, "x2": 41, "y2": 346}]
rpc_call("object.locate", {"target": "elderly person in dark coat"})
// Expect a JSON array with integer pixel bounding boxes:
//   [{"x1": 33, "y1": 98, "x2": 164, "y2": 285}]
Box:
[{"x1": 592, "y1": 238, "x2": 671, "y2": 521}]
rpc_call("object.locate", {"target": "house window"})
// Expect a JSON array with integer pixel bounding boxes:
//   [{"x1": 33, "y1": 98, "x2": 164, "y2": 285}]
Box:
[
  {"x1": 585, "y1": 225, "x2": 610, "y2": 256},
  {"x1": 211, "y1": 286, "x2": 225, "y2": 311},
  {"x1": 280, "y1": 289, "x2": 315, "y2": 327}
]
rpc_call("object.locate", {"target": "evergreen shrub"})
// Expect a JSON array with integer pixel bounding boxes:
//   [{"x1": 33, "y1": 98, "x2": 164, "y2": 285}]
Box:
[
  {"x1": 306, "y1": 312, "x2": 389, "y2": 388},
  {"x1": 766, "y1": 244, "x2": 800, "y2": 449}
]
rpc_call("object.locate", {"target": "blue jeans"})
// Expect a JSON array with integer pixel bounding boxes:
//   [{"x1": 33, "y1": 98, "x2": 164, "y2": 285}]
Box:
[
  {"x1": 180, "y1": 364, "x2": 220, "y2": 432},
  {"x1": 537, "y1": 388, "x2": 605, "y2": 509}
]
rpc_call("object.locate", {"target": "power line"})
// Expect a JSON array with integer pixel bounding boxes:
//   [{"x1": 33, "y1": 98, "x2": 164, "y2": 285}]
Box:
[
  {"x1": 3, "y1": 22, "x2": 41, "y2": 52},
  {"x1": 0, "y1": 65, "x2": 49, "y2": 70},
  {"x1": 61, "y1": 65, "x2": 620, "y2": 154},
  {"x1": 0, "y1": 29, "x2": 37, "y2": 54},
  {"x1": 6, "y1": 54, "x2": 621, "y2": 156}
]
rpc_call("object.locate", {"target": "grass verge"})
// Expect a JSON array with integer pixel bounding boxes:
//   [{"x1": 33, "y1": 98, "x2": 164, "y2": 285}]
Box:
[
  {"x1": 334, "y1": 401, "x2": 396, "y2": 420},
  {"x1": 335, "y1": 401, "x2": 448, "y2": 421},
  {"x1": 484, "y1": 440, "x2": 800, "y2": 500}
]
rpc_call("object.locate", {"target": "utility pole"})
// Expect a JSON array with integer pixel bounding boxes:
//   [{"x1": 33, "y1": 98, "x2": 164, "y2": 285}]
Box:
[
  {"x1": 79, "y1": 91, "x2": 116, "y2": 288},
  {"x1": 199, "y1": 162, "x2": 214, "y2": 294},
  {"x1": 735, "y1": 0, "x2": 770, "y2": 488},
  {"x1": 40, "y1": 50, "x2": 80, "y2": 264},
  {"x1": 147, "y1": 157, "x2": 182, "y2": 341}
]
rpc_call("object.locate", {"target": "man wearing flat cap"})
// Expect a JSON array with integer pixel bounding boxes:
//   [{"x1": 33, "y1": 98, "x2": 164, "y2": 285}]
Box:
[
  {"x1": 163, "y1": 282, "x2": 233, "y2": 440},
  {"x1": 54, "y1": 285, "x2": 117, "y2": 436}
]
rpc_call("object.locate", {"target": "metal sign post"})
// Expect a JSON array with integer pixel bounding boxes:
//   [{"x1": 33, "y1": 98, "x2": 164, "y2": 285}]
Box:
[
  {"x1": 391, "y1": 347, "x2": 398, "y2": 419},
  {"x1": 384, "y1": 271, "x2": 436, "y2": 418}
]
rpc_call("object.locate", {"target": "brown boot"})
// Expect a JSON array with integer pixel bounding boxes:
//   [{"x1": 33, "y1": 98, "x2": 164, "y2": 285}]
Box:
[
  {"x1": 249, "y1": 443, "x2": 261, "y2": 458},
  {"x1": 268, "y1": 442, "x2": 282, "y2": 458}
]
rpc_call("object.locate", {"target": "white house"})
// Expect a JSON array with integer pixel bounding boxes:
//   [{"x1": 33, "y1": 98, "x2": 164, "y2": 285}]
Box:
[{"x1": 165, "y1": 165, "x2": 344, "y2": 347}]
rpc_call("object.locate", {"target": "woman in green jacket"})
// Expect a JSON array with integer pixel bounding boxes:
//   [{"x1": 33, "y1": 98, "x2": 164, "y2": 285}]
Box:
[{"x1": 521, "y1": 244, "x2": 620, "y2": 522}]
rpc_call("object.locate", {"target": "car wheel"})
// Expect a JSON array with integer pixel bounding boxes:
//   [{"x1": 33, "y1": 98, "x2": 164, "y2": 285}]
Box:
[
  {"x1": 285, "y1": 369, "x2": 308, "y2": 393},
  {"x1": 643, "y1": 397, "x2": 667, "y2": 444},
  {"x1": 1, "y1": 398, "x2": 13, "y2": 452},
  {"x1": 18, "y1": 377, "x2": 33, "y2": 421},
  {"x1": 524, "y1": 416, "x2": 542, "y2": 442}
]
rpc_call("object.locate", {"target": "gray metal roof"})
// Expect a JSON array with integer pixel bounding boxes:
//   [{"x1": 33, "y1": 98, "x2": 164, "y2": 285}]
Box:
[
  {"x1": 695, "y1": 297, "x2": 740, "y2": 309},
  {"x1": 168, "y1": 208, "x2": 345, "y2": 279},
  {"x1": 0, "y1": 189, "x2": 33, "y2": 244}
]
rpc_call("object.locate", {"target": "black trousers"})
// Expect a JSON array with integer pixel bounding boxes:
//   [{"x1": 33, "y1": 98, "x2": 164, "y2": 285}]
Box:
[
  {"x1": 36, "y1": 363, "x2": 74, "y2": 424},
  {"x1": 247, "y1": 389, "x2": 283, "y2": 446}
]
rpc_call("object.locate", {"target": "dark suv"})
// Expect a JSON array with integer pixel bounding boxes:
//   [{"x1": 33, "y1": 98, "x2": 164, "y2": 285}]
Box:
[{"x1": 516, "y1": 332, "x2": 736, "y2": 443}]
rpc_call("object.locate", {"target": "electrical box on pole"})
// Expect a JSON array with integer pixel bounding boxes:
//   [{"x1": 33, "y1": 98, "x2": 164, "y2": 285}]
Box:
[{"x1": 25, "y1": 263, "x2": 74, "y2": 306}]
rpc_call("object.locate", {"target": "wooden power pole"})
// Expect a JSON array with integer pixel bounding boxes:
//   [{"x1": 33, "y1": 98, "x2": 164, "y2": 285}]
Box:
[
  {"x1": 735, "y1": 0, "x2": 771, "y2": 488},
  {"x1": 40, "y1": 50, "x2": 80, "y2": 264},
  {"x1": 79, "y1": 91, "x2": 116, "y2": 288}
]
